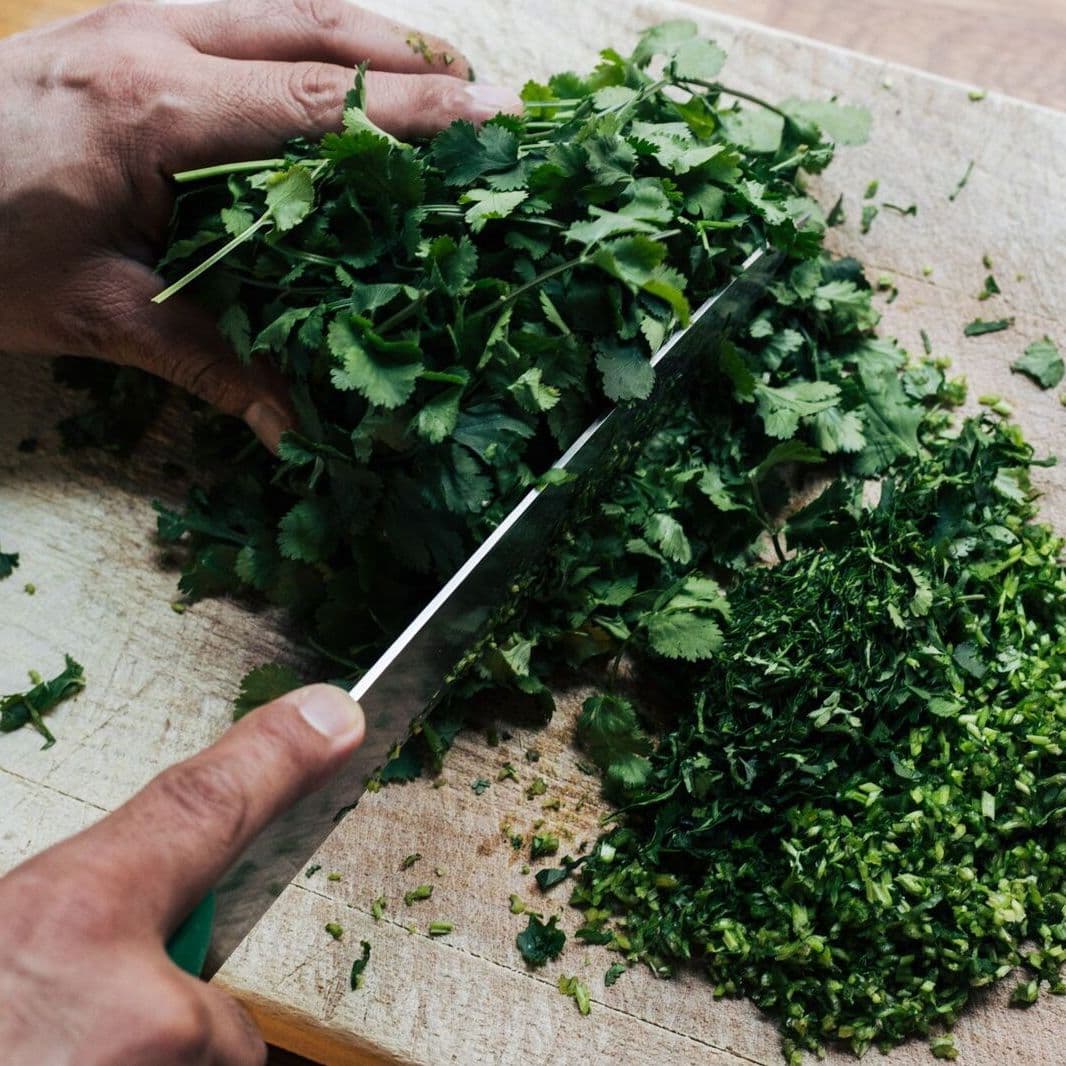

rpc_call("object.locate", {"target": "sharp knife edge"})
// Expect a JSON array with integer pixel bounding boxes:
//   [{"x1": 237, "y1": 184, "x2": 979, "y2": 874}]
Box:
[{"x1": 204, "y1": 244, "x2": 782, "y2": 974}]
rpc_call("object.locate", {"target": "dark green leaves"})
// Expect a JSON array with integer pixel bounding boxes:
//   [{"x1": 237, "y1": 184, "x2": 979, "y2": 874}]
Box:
[
  {"x1": 233, "y1": 663, "x2": 305, "y2": 719},
  {"x1": 349, "y1": 940, "x2": 371, "y2": 990},
  {"x1": 516, "y1": 914, "x2": 566, "y2": 966},
  {"x1": 328, "y1": 315, "x2": 422, "y2": 408},
  {"x1": 964, "y1": 316, "x2": 1013, "y2": 336},
  {"x1": 0, "y1": 547, "x2": 18, "y2": 579},
  {"x1": 0, "y1": 656, "x2": 85, "y2": 749},
  {"x1": 431, "y1": 121, "x2": 519, "y2": 185},
  {"x1": 1011, "y1": 336, "x2": 1064, "y2": 389},
  {"x1": 576, "y1": 694, "x2": 651, "y2": 793}
]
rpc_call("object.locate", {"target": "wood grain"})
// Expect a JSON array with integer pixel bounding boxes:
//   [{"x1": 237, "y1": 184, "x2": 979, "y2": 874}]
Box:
[{"x1": 1, "y1": 1, "x2": 1065, "y2": 1065}]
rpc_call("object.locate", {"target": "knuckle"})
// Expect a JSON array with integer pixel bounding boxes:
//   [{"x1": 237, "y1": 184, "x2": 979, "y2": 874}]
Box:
[
  {"x1": 82, "y1": 1, "x2": 152, "y2": 33},
  {"x1": 291, "y1": 0, "x2": 346, "y2": 35},
  {"x1": 147, "y1": 987, "x2": 213, "y2": 1063},
  {"x1": 150, "y1": 759, "x2": 251, "y2": 851},
  {"x1": 3, "y1": 864, "x2": 120, "y2": 946},
  {"x1": 426, "y1": 78, "x2": 473, "y2": 124},
  {"x1": 286, "y1": 62, "x2": 342, "y2": 127}
]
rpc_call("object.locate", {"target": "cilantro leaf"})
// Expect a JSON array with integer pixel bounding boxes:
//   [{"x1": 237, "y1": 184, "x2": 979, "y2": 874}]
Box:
[
  {"x1": 1011, "y1": 336, "x2": 1064, "y2": 389},
  {"x1": 516, "y1": 914, "x2": 566, "y2": 966},
  {"x1": 234, "y1": 663, "x2": 305, "y2": 720}
]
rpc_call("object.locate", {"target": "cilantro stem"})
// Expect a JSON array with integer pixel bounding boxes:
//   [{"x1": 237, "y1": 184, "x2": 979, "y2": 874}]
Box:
[
  {"x1": 678, "y1": 78, "x2": 791, "y2": 122},
  {"x1": 153, "y1": 214, "x2": 272, "y2": 304},
  {"x1": 173, "y1": 158, "x2": 288, "y2": 184}
]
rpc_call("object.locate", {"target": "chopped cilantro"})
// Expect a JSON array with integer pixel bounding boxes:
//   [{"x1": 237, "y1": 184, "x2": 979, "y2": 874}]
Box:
[
  {"x1": 349, "y1": 941, "x2": 371, "y2": 990},
  {"x1": 516, "y1": 914, "x2": 565, "y2": 966},
  {"x1": 1011, "y1": 336, "x2": 1064, "y2": 389},
  {"x1": 0, "y1": 655, "x2": 85, "y2": 749},
  {"x1": 963, "y1": 317, "x2": 1012, "y2": 336}
]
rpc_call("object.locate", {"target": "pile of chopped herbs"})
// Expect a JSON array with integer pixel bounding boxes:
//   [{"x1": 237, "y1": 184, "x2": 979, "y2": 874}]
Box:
[{"x1": 55, "y1": 19, "x2": 1065, "y2": 1062}]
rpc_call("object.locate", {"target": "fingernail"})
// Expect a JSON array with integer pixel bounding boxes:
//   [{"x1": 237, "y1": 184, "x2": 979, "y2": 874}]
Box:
[
  {"x1": 244, "y1": 400, "x2": 290, "y2": 453},
  {"x1": 297, "y1": 685, "x2": 364, "y2": 741},
  {"x1": 464, "y1": 82, "x2": 523, "y2": 122}
]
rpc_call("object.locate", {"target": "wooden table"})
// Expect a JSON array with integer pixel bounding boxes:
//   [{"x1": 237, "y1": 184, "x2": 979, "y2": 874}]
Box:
[{"x1": 2, "y1": 2, "x2": 1065, "y2": 1065}]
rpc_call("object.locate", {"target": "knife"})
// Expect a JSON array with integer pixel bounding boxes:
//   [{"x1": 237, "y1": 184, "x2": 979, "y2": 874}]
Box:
[{"x1": 199, "y1": 243, "x2": 782, "y2": 976}]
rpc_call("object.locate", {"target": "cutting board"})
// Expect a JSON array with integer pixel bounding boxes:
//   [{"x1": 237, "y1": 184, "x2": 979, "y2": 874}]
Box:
[{"x1": 1, "y1": 0, "x2": 1064, "y2": 1062}]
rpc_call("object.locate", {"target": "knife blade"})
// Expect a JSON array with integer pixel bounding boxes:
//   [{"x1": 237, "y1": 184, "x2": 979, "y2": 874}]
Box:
[{"x1": 203, "y1": 244, "x2": 781, "y2": 975}]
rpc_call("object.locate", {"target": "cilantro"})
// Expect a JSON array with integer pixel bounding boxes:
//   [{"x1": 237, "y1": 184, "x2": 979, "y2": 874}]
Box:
[
  {"x1": 557, "y1": 974, "x2": 591, "y2": 1015},
  {"x1": 233, "y1": 663, "x2": 304, "y2": 719},
  {"x1": 516, "y1": 914, "x2": 565, "y2": 966},
  {"x1": 349, "y1": 941, "x2": 371, "y2": 990},
  {"x1": 604, "y1": 963, "x2": 627, "y2": 986},
  {"x1": 963, "y1": 317, "x2": 1013, "y2": 336},
  {"x1": 0, "y1": 547, "x2": 19, "y2": 579},
  {"x1": 0, "y1": 655, "x2": 85, "y2": 749},
  {"x1": 948, "y1": 159, "x2": 975, "y2": 201},
  {"x1": 403, "y1": 884, "x2": 433, "y2": 906},
  {"x1": 530, "y1": 833, "x2": 559, "y2": 860},
  {"x1": 471, "y1": 777, "x2": 490, "y2": 795},
  {"x1": 1011, "y1": 336, "x2": 1064, "y2": 389}
]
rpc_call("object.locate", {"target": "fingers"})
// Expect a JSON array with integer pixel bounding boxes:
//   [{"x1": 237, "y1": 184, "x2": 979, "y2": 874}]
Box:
[
  {"x1": 95, "y1": 258, "x2": 295, "y2": 450},
  {"x1": 46, "y1": 685, "x2": 364, "y2": 936},
  {"x1": 165, "y1": 0, "x2": 471, "y2": 79},
  {"x1": 197, "y1": 983, "x2": 267, "y2": 1066},
  {"x1": 171, "y1": 59, "x2": 521, "y2": 169}
]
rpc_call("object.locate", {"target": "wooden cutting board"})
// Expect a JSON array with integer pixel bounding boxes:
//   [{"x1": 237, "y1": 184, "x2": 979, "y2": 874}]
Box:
[{"x1": 1, "y1": 1, "x2": 1064, "y2": 1063}]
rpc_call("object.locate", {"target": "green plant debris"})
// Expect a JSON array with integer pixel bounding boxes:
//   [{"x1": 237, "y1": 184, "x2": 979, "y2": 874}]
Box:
[
  {"x1": 0, "y1": 656, "x2": 85, "y2": 749},
  {"x1": 349, "y1": 940, "x2": 371, "y2": 990},
  {"x1": 0, "y1": 547, "x2": 19, "y2": 579},
  {"x1": 428, "y1": 921, "x2": 454, "y2": 936},
  {"x1": 325, "y1": 922, "x2": 344, "y2": 941},
  {"x1": 977, "y1": 274, "x2": 1000, "y2": 300},
  {"x1": 558, "y1": 974, "x2": 592, "y2": 1014},
  {"x1": 1012, "y1": 337, "x2": 1064, "y2": 389},
  {"x1": 530, "y1": 833, "x2": 560, "y2": 859},
  {"x1": 516, "y1": 914, "x2": 565, "y2": 966},
  {"x1": 403, "y1": 884, "x2": 434, "y2": 906},
  {"x1": 370, "y1": 895, "x2": 387, "y2": 921},
  {"x1": 400, "y1": 852, "x2": 422, "y2": 870},
  {"x1": 963, "y1": 317, "x2": 1013, "y2": 336},
  {"x1": 471, "y1": 777, "x2": 490, "y2": 795},
  {"x1": 305, "y1": 864, "x2": 322, "y2": 878},
  {"x1": 604, "y1": 962, "x2": 627, "y2": 986},
  {"x1": 948, "y1": 159, "x2": 975, "y2": 201}
]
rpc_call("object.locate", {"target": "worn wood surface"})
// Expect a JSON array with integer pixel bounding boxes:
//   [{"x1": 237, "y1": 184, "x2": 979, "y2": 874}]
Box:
[{"x1": 1, "y1": 0, "x2": 1065, "y2": 1064}]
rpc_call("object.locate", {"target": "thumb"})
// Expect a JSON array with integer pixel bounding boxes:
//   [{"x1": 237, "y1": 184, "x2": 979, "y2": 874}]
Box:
[
  {"x1": 27, "y1": 684, "x2": 364, "y2": 936},
  {"x1": 98, "y1": 257, "x2": 296, "y2": 451}
]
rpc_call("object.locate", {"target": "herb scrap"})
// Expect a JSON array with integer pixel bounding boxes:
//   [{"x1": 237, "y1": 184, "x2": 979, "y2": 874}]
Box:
[
  {"x1": 349, "y1": 940, "x2": 371, "y2": 990},
  {"x1": 1012, "y1": 336, "x2": 1064, "y2": 389},
  {"x1": 516, "y1": 914, "x2": 566, "y2": 967},
  {"x1": 0, "y1": 655, "x2": 85, "y2": 749}
]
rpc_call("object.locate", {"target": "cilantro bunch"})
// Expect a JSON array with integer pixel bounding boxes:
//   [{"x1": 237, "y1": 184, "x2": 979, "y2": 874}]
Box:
[{"x1": 153, "y1": 20, "x2": 852, "y2": 673}]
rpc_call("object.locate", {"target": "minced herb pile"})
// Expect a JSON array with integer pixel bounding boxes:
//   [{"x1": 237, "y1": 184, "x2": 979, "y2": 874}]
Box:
[{"x1": 52, "y1": 19, "x2": 1064, "y2": 1063}]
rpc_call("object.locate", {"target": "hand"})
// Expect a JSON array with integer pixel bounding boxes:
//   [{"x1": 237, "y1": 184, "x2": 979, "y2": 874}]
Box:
[
  {"x1": 0, "y1": 0, "x2": 521, "y2": 449},
  {"x1": 0, "y1": 684, "x2": 365, "y2": 1065}
]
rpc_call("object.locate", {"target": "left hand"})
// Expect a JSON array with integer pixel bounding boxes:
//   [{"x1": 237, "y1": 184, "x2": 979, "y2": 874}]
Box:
[{"x1": 0, "y1": 0, "x2": 520, "y2": 449}]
